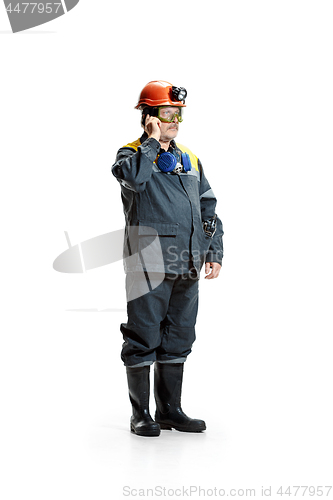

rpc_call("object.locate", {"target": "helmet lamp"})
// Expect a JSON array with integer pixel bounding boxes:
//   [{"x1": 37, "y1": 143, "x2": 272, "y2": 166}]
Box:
[{"x1": 172, "y1": 86, "x2": 187, "y2": 103}]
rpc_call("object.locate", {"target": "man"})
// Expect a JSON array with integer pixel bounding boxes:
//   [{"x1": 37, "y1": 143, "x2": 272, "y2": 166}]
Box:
[{"x1": 112, "y1": 80, "x2": 224, "y2": 437}]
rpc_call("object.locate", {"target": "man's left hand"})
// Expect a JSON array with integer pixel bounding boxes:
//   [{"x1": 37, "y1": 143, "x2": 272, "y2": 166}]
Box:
[{"x1": 204, "y1": 262, "x2": 222, "y2": 279}]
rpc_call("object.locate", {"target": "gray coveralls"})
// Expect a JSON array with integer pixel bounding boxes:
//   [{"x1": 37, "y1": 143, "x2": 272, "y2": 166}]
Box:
[{"x1": 112, "y1": 132, "x2": 223, "y2": 367}]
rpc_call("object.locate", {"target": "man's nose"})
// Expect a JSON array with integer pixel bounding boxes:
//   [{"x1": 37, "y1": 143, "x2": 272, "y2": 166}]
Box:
[{"x1": 173, "y1": 115, "x2": 179, "y2": 123}]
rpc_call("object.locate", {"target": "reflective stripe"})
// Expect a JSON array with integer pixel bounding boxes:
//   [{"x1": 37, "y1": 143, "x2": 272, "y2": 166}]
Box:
[
  {"x1": 122, "y1": 138, "x2": 141, "y2": 150},
  {"x1": 176, "y1": 143, "x2": 199, "y2": 172},
  {"x1": 127, "y1": 360, "x2": 154, "y2": 367},
  {"x1": 155, "y1": 358, "x2": 186, "y2": 364},
  {"x1": 200, "y1": 188, "x2": 215, "y2": 200},
  {"x1": 177, "y1": 169, "x2": 199, "y2": 182}
]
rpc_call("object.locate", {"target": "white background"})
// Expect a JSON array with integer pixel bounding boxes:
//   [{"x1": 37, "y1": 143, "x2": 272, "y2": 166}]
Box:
[{"x1": 1, "y1": 1, "x2": 332, "y2": 499}]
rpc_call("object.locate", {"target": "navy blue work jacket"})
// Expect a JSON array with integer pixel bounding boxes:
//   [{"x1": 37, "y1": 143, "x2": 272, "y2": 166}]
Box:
[{"x1": 112, "y1": 133, "x2": 224, "y2": 275}]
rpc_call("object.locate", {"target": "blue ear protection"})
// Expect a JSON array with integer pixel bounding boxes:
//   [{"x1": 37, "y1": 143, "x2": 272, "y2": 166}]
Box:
[
  {"x1": 182, "y1": 152, "x2": 191, "y2": 172},
  {"x1": 156, "y1": 152, "x2": 177, "y2": 172},
  {"x1": 156, "y1": 152, "x2": 192, "y2": 173}
]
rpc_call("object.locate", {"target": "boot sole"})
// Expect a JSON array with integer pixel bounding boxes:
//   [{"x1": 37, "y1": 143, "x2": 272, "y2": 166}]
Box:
[
  {"x1": 130, "y1": 423, "x2": 160, "y2": 437},
  {"x1": 158, "y1": 422, "x2": 206, "y2": 432}
]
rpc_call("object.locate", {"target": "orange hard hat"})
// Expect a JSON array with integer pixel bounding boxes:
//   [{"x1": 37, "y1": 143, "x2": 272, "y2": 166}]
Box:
[{"x1": 135, "y1": 80, "x2": 187, "y2": 109}]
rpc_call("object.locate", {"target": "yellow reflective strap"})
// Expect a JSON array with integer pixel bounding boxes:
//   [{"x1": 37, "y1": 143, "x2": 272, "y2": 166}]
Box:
[
  {"x1": 176, "y1": 143, "x2": 199, "y2": 171},
  {"x1": 122, "y1": 138, "x2": 160, "y2": 164},
  {"x1": 122, "y1": 138, "x2": 141, "y2": 151}
]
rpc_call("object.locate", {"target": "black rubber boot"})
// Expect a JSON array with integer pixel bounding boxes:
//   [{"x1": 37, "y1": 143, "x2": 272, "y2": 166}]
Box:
[
  {"x1": 126, "y1": 365, "x2": 160, "y2": 437},
  {"x1": 154, "y1": 362, "x2": 206, "y2": 432}
]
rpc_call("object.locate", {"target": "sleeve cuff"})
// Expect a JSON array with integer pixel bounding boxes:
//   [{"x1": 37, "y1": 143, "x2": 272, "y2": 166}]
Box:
[
  {"x1": 140, "y1": 137, "x2": 160, "y2": 153},
  {"x1": 138, "y1": 137, "x2": 160, "y2": 162},
  {"x1": 205, "y1": 253, "x2": 223, "y2": 266}
]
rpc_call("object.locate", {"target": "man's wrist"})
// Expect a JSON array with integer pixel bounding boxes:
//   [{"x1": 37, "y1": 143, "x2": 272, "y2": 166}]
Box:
[
  {"x1": 148, "y1": 134, "x2": 160, "y2": 143},
  {"x1": 205, "y1": 256, "x2": 223, "y2": 266}
]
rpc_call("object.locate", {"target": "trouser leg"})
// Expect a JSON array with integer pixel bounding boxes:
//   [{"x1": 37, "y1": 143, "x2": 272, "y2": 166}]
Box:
[
  {"x1": 120, "y1": 273, "x2": 173, "y2": 367},
  {"x1": 121, "y1": 273, "x2": 199, "y2": 366},
  {"x1": 156, "y1": 274, "x2": 199, "y2": 363}
]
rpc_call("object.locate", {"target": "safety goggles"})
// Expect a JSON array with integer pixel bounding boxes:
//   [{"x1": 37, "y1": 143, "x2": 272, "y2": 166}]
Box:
[{"x1": 157, "y1": 106, "x2": 183, "y2": 123}]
